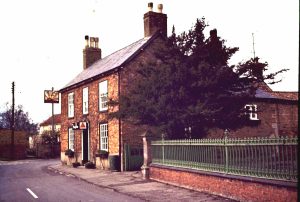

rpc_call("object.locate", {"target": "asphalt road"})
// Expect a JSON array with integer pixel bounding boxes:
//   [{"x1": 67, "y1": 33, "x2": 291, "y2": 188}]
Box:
[{"x1": 0, "y1": 159, "x2": 142, "y2": 202}]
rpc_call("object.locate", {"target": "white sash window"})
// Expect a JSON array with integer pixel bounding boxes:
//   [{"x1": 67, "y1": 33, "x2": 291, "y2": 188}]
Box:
[
  {"x1": 83, "y1": 87, "x2": 89, "y2": 114},
  {"x1": 68, "y1": 92, "x2": 74, "y2": 118},
  {"x1": 100, "y1": 123, "x2": 108, "y2": 151},
  {"x1": 68, "y1": 128, "x2": 75, "y2": 151},
  {"x1": 99, "y1": 80, "x2": 108, "y2": 111}
]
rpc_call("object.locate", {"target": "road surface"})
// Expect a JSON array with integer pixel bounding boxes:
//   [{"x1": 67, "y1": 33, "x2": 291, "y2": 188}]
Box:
[{"x1": 0, "y1": 159, "x2": 142, "y2": 202}]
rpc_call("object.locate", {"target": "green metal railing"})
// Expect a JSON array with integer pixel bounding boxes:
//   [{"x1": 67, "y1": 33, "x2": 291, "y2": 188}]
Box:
[{"x1": 151, "y1": 136, "x2": 298, "y2": 182}]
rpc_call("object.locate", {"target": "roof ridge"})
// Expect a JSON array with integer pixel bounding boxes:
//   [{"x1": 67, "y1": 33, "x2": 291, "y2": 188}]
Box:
[
  {"x1": 95, "y1": 37, "x2": 151, "y2": 64},
  {"x1": 272, "y1": 91, "x2": 298, "y2": 93},
  {"x1": 60, "y1": 34, "x2": 159, "y2": 92}
]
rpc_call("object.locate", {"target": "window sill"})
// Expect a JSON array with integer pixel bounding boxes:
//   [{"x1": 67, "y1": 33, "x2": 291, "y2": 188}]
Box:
[{"x1": 99, "y1": 109, "x2": 108, "y2": 113}]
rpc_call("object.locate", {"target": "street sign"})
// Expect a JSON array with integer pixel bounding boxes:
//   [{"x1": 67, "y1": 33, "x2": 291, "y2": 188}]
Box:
[
  {"x1": 79, "y1": 122, "x2": 87, "y2": 130},
  {"x1": 72, "y1": 122, "x2": 87, "y2": 130},
  {"x1": 72, "y1": 122, "x2": 79, "y2": 130}
]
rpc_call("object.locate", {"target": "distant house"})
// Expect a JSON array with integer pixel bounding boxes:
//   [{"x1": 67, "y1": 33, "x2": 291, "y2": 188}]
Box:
[
  {"x1": 39, "y1": 114, "x2": 61, "y2": 135},
  {"x1": 207, "y1": 83, "x2": 298, "y2": 138},
  {"x1": 59, "y1": 3, "x2": 166, "y2": 170},
  {"x1": 29, "y1": 114, "x2": 61, "y2": 149}
]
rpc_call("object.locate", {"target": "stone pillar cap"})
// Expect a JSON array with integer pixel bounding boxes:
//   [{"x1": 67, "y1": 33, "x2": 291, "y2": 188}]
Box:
[{"x1": 140, "y1": 130, "x2": 154, "y2": 138}]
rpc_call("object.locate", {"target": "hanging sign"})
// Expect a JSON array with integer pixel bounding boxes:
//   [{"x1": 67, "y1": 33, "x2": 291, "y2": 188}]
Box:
[{"x1": 44, "y1": 90, "x2": 59, "y2": 103}]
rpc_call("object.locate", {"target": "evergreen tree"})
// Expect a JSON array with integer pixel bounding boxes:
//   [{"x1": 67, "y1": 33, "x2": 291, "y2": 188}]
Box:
[{"x1": 110, "y1": 18, "x2": 288, "y2": 139}]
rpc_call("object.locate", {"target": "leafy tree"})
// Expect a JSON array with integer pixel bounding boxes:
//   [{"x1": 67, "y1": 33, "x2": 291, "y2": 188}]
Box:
[
  {"x1": 40, "y1": 130, "x2": 60, "y2": 145},
  {"x1": 0, "y1": 103, "x2": 38, "y2": 136},
  {"x1": 110, "y1": 18, "x2": 288, "y2": 139}
]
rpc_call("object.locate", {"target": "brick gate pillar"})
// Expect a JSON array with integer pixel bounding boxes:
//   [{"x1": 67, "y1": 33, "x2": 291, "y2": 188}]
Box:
[{"x1": 141, "y1": 130, "x2": 153, "y2": 179}]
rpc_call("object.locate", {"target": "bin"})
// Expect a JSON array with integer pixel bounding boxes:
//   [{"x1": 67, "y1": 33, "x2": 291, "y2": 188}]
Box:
[{"x1": 108, "y1": 155, "x2": 120, "y2": 171}]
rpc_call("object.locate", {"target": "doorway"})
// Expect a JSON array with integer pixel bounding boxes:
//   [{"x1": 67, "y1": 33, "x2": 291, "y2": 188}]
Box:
[{"x1": 81, "y1": 125, "x2": 89, "y2": 164}]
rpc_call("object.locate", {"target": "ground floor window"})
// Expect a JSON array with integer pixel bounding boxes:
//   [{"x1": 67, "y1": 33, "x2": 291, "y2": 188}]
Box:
[
  {"x1": 100, "y1": 123, "x2": 108, "y2": 151},
  {"x1": 68, "y1": 128, "x2": 75, "y2": 151}
]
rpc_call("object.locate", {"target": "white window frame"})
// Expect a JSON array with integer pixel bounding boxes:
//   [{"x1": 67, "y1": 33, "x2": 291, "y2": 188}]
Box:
[
  {"x1": 245, "y1": 104, "x2": 258, "y2": 120},
  {"x1": 68, "y1": 128, "x2": 75, "y2": 151},
  {"x1": 68, "y1": 92, "x2": 74, "y2": 118},
  {"x1": 99, "y1": 80, "x2": 108, "y2": 111},
  {"x1": 100, "y1": 123, "x2": 108, "y2": 151},
  {"x1": 82, "y1": 87, "x2": 89, "y2": 114}
]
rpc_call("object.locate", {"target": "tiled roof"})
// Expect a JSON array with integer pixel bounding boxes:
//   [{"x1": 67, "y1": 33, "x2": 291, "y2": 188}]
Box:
[
  {"x1": 269, "y1": 91, "x2": 298, "y2": 101},
  {"x1": 60, "y1": 36, "x2": 154, "y2": 91},
  {"x1": 255, "y1": 83, "x2": 298, "y2": 101},
  {"x1": 40, "y1": 114, "x2": 61, "y2": 126},
  {"x1": 255, "y1": 89, "x2": 276, "y2": 99}
]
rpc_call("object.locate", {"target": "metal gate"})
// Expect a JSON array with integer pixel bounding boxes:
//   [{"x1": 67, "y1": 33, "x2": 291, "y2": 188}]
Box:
[{"x1": 124, "y1": 144, "x2": 143, "y2": 171}]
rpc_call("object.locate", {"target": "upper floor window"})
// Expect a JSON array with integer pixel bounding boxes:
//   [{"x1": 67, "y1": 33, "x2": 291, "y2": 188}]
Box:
[
  {"x1": 83, "y1": 87, "x2": 89, "y2": 114},
  {"x1": 245, "y1": 104, "x2": 258, "y2": 120},
  {"x1": 99, "y1": 80, "x2": 108, "y2": 111},
  {"x1": 68, "y1": 92, "x2": 74, "y2": 118},
  {"x1": 100, "y1": 123, "x2": 108, "y2": 151},
  {"x1": 68, "y1": 128, "x2": 75, "y2": 151}
]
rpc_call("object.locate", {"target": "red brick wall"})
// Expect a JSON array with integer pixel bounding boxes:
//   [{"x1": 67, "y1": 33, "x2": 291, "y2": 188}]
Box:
[
  {"x1": 150, "y1": 166, "x2": 297, "y2": 202},
  {"x1": 60, "y1": 73, "x2": 120, "y2": 164},
  {"x1": 207, "y1": 100, "x2": 298, "y2": 138},
  {"x1": 119, "y1": 37, "x2": 165, "y2": 146},
  {"x1": 0, "y1": 129, "x2": 27, "y2": 159}
]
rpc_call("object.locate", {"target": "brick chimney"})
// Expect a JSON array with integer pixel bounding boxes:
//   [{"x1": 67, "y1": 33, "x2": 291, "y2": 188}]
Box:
[
  {"x1": 144, "y1": 3, "x2": 167, "y2": 38},
  {"x1": 83, "y1": 35, "x2": 101, "y2": 70}
]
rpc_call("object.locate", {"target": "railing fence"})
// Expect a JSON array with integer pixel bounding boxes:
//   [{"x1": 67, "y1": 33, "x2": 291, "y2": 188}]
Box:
[{"x1": 151, "y1": 136, "x2": 298, "y2": 182}]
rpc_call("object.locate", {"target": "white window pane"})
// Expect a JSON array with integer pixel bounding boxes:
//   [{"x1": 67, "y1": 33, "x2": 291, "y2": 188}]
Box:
[
  {"x1": 100, "y1": 123, "x2": 108, "y2": 151},
  {"x1": 68, "y1": 128, "x2": 75, "y2": 151},
  {"x1": 99, "y1": 81, "x2": 108, "y2": 111},
  {"x1": 68, "y1": 93, "x2": 74, "y2": 117},
  {"x1": 83, "y1": 87, "x2": 88, "y2": 114},
  {"x1": 99, "y1": 80, "x2": 108, "y2": 93}
]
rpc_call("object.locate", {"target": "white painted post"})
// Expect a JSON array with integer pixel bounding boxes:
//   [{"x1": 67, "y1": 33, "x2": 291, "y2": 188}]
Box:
[{"x1": 141, "y1": 130, "x2": 153, "y2": 179}]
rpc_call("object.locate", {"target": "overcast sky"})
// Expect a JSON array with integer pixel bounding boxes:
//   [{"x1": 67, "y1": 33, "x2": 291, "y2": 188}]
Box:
[{"x1": 0, "y1": 0, "x2": 299, "y2": 124}]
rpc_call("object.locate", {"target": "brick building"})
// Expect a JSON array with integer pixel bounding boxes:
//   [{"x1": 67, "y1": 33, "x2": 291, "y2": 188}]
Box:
[
  {"x1": 59, "y1": 3, "x2": 166, "y2": 170},
  {"x1": 207, "y1": 83, "x2": 298, "y2": 138},
  {"x1": 59, "y1": 2, "x2": 298, "y2": 171}
]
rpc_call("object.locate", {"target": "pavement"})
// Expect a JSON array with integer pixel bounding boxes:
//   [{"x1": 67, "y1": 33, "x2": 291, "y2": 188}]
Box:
[{"x1": 48, "y1": 163, "x2": 236, "y2": 201}]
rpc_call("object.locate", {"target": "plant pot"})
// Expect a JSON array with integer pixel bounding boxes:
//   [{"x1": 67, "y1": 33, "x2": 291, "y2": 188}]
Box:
[
  {"x1": 85, "y1": 162, "x2": 95, "y2": 169},
  {"x1": 72, "y1": 162, "x2": 81, "y2": 168},
  {"x1": 95, "y1": 150, "x2": 108, "y2": 158},
  {"x1": 68, "y1": 152, "x2": 74, "y2": 158}
]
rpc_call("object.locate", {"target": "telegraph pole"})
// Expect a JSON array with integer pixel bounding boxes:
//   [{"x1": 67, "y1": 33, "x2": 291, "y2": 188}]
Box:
[
  {"x1": 252, "y1": 33, "x2": 256, "y2": 59},
  {"x1": 11, "y1": 81, "x2": 15, "y2": 160},
  {"x1": 51, "y1": 87, "x2": 55, "y2": 138}
]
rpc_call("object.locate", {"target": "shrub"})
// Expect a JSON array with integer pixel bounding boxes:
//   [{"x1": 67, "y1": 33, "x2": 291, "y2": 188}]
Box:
[
  {"x1": 64, "y1": 149, "x2": 74, "y2": 158},
  {"x1": 95, "y1": 150, "x2": 108, "y2": 158}
]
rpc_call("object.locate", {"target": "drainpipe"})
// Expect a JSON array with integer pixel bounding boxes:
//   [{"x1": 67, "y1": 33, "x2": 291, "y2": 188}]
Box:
[{"x1": 118, "y1": 70, "x2": 123, "y2": 171}]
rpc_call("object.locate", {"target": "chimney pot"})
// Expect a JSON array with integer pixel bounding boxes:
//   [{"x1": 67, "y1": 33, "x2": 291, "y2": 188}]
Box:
[
  {"x1": 157, "y1": 4, "x2": 163, "y2": 13},
  {"x1": 94, "y1": 37, "x2": 99, "y2": 48},
  {"x1": 85, "y1": 35, "x2": 89, "y2": 48},
  {"x1": 148, "y1": 2, "x2": 153, "y2": 11},
  {"x1": 90, "y1": 37, "x2": 95, "y2": 48}
]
